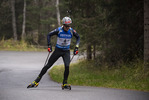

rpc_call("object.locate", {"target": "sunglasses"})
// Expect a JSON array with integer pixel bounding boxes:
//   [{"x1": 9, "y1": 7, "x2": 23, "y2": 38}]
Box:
[{"x1": 64, "y1": 24, "x2": 70, "y2": 27}]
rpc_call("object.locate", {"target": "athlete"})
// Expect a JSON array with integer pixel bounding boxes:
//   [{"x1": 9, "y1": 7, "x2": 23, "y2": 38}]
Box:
[{"x1": 27, "y1": 17, "x2": 80, "y2": 88}]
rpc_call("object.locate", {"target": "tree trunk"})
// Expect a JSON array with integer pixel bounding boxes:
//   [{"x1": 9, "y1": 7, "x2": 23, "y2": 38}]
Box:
[
  {"x1": 11, "y1": 0, "x2": 17, "y2": 40},
  {"x1": 93, "y1": 43, "x2": 96, "y2": 59},
  {"x1": 144, "y1": 0, "x2": 149, "y2": 71},
  {"x1": 56, "y1": 0, "x2": 61, "y2": 26},
  {"x1": 87, "y1": 44, "x2": 92, "y2": 60},
  {"x1": 21, "y1": 0, "x2": 26, "y2": 40}
]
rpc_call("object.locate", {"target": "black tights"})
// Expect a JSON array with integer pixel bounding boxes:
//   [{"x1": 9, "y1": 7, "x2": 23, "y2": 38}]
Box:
[{"x1": 35, "y1": 47, "x2": 70, "y2": 83}]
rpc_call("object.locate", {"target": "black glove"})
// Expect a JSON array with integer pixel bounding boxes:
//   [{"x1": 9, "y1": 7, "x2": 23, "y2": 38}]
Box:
[{"x1": 73, "y1": 47, "x2": 78, "y2": 55}]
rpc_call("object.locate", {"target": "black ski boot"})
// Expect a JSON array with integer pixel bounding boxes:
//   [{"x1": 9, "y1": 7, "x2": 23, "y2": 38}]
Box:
[
  {"x1": 27, "y1": 81, "x2": 39, "y2": 88},
  {"x1": 27, "y1": 77, "x2": 41, "y2": 88},
  {"x1": 61, "y1": 80, "x2": 71, "y2": 90},
  {"x1": 63, "y1": 80, "x2": 67, "y2": 85}
]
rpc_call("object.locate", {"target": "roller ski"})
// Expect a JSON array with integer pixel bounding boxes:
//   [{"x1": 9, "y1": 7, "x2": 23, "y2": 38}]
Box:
[
  {"x1": 61, "y1": 84, "x2": 71, "y2": 90},
  {"x1": 61, "y1": 80, "x2": 71, "y2": 90},
  {"x1": 27, "y1": 81, "x2": 39, "y2": 88}
]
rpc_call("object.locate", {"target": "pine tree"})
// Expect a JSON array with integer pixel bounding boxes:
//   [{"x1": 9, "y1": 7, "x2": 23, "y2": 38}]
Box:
[
  {"x1": 21, "y1": 0, "x2": 26, "y2": 40},
  {"x1": 10, "y1": 0, "x2": 17, "y2": 40}
]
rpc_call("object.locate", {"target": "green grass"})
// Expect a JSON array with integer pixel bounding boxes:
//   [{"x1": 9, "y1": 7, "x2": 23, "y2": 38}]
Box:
[
  {"x1": 0, "y1": 39, "x2": 45, "y2": 51},
  {"x1": 49, "y1": 60, "x2": 149, "y2": 92}
]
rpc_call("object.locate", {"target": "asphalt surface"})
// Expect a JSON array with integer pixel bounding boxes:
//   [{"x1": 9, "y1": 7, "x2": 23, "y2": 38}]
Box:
[{"x1": 0, "y1": 51, "x2": 149, "y2": 100}]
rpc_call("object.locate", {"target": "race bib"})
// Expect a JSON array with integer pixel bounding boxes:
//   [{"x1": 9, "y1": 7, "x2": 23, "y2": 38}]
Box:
[{"x1": 57, "y1": 37, "x2": 71, "y2": 46}]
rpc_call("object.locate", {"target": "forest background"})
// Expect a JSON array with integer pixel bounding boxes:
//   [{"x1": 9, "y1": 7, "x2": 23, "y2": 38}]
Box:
[
  {"x1": 0, "y1": 0, "x2": 144, "y2": 64},
  {"x1": 0, "y1": 0, "x2": 149, "y2": 91}
]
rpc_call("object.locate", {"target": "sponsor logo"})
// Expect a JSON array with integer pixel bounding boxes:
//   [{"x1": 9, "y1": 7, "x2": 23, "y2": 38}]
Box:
[{"x1": 60, "y1": 34, "x2": 72, "y2": 38}]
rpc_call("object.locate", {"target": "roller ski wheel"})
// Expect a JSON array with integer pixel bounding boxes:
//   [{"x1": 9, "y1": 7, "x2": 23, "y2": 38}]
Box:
[
  {"x1": 27, "y1": 81, "x2": 39, "y2": 88},
  {"x1": 61, "y1": 84, "x2": 71, "y2": 90}
]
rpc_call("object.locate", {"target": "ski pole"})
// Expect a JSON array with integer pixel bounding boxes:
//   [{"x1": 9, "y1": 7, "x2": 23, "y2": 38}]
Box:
[
  {"x1": 70, "y1": 54, "x2": 75, "y2": 63},
  {"x1": 44, "y1": 52, "x2": 50, "y2": 66}
]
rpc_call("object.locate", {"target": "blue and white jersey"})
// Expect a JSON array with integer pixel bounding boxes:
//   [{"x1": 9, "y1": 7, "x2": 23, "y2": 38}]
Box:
[
  {"x1": 56, "y1": 27, "x2": 73, "y2": 49},
  {"x1": 47, "y1": 26, "x2": 80, "y2": 50}
]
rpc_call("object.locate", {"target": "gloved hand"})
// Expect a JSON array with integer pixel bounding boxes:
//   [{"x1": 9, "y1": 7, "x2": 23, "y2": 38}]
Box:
[
  {"x1": 48, "y1": 45, "x2": 52, "y2": 53},
  {"x1": 73, "y1": 47, "x2": 78, "y2": 55}
]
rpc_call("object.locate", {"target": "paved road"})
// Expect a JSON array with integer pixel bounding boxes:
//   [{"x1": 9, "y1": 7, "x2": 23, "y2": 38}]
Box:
[{"x1": 0, "y1": 51, "x2": 148, "y2": 100}]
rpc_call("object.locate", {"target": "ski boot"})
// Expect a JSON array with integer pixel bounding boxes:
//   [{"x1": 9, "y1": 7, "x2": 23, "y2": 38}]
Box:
[
  {"x1": 27, "y1": 77, "x2": 41, "y2": 88},
  {"x1": 61, "y1": 80, "x2": 71, "y2": 90},
  {"x1": 27, "y1": 81, "x2": 39, "y2": 88}
]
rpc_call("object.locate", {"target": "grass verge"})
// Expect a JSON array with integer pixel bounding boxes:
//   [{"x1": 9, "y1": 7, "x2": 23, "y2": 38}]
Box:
[
  {"x1": 49, "y1": 60, "x2": 149, "y2": 92},
  {"x1": 0, "y1": 39, "x2": 45, "y2": 51}
]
